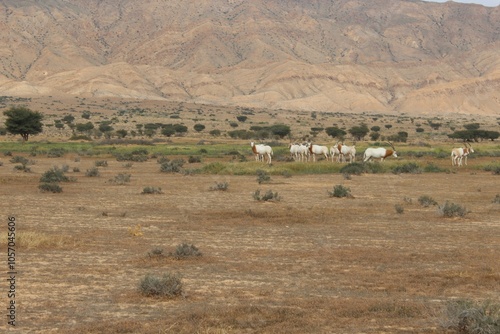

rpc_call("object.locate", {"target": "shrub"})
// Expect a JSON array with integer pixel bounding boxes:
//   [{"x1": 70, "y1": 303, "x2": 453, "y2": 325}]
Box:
[
  {"x1": 171, "y1": 243, "x2": 202, "y2": 260},
  {"x1": 110, "y1": 173, "x2": 131, "y2": 185},
  {"x1": 40, "y1": 167, "x2": 70, "y2": 183},
  {"x1": 147, "y1": 247, "x2": 165, "y2": 259},
  {"x1": 438, "y1": 201, "x2": 468, "y2": 218},
  {"x1": 138, "y1": 273, "x2": 183, "y2": 297},
  {"x1": 114, "y1": 152, "x2": 148, "y2": 162},
  {"x1": 188, "y1": 156, "x2": 201, "y2": 163},
  {"x1": 392, "y1": 163, "x2": 421, "y2": 174},
  {"x1": 328, "y1": 185, "x2": 352, "y2": 198},
  {"x1": 395, "y1": 204, "x2": 404, "y2": 214},
  {"x1": 256, "y1": 169, "x2": 271, "y2": 184},
  {"x1": 493, "y1": 194, "x2": 500, "y2": 204},
  {"x1": 253, "y1": 189, "x2": 281, "y2": 202},
  {"x1": 484, "y1": 165, "x2": 500, "y2": 175},
  {"x1": 423, "y1": 163, "x2": 446, "y2": 173},
  {"x1": 418, "y1": 195, "x2": 438, "y2": 207},
  {"x1": 141, "y1": 186, "x2": 163, "y2": 194},
  {"x1": 14, "y1": 164, "x2": 31, "y2": 172},
  {"x1": 47, "y1": 148, "x2": 66, "y2": 158},
  {"x1": 38, "y1": 183, "x2": 63, "y2": 193},
  {"x1": 160, "y1": 159, "x2": 184, "y2": 173},
  {"x1": 10, "y1": 156, "x2": 29, "y2": 164},
  {"x1": 86, "y1": 167, "x2": 100, "y2": 177},
  {"x1": 444, "y1": 299, "x2": 500, "y2": 334},
  {"x1": 95, "y1": 160, "x2": 108, "y2": 167},
  {"x1": 209, "y1": 181, "x2": 229, "y2": 191},
  {"x1": 340, "y1": 162, "x2": 367, "y2": 175}
]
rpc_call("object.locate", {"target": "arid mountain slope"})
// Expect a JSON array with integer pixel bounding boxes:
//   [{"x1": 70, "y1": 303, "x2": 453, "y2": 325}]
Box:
[{"x1": 0, "y1": 0, "x2": 499, "y2": 115}]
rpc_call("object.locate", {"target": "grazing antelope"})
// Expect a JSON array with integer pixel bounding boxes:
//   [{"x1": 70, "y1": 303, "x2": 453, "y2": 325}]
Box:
[
  {"x1": 451, "y1": 142, "x2": 474, "y2": 166},
  {"x1": 363, "y1": 142, "x2": 397, "y2": 162},
  {"x1": 251, "y1": 142, "x2": 273, "y2": 164},
  {"x1": 307, "y1": 143, "x2": 329, "y2": 162}
]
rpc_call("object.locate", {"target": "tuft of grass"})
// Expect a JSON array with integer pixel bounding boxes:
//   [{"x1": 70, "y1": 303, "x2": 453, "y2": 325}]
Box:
[
  {"x1": 418, "y1": 195, "x2": 438, "y2": 207},
  {"x1": 392, "y1": 162, "x2": 422, "y2": 174},
  {"x1": 86, "y1": 167, "x2": 100, "y2": 177},
  {"x1": 128, "y1": 224, "x2": 143, "y2": 236},
  {"x1": 444, "y1": 299, "x2": 500, "y2": 334},
  {"x1": 109, "y1": 173, "x2": 131, "y2": 185},
  {"x1": 493, "y1": 194, "x2": 500, "y2": 204},
  {"x1": 209, "y1": 181, "x2": 229, "y2": 191},
  {"x1": 253, "y1": 189, "x2": 281, "y2": 202},
  {"x1": 160, "y1": 159, "x2": 184, "y2": 173},
  {"x1": 438, "y1": 201, "x2": 468, "y2": 218},
  {"x1": 138, "y1": 273, "x2": 183, "y2": 298},
  {"x1": 142, "y1": 186, "x2": 163, "y2": 194},
  {"x1": 39, "y1": 183, "x2": 63, "y2": 193},
  {"x1": 147, "y1": 247, "x2": 165, "y2": 259},
  {"x1": 0, "y1": 231, "x2": 74, "y2": 249},
  {"x1": 95, "y1": 160, "x2": 108, "y2": 167},
  {"x1": 328, "y1": 185, "x2": 353, "y2": 198},
  {"x1": 171, "y1": 243, "x2": 202, "y2": 260},
  {"x1": 340, "y1": 162, "x2": 367, "y2": 175},
  {"x1": 256, "y1": 169, "x2": 271, "y2": 184}
]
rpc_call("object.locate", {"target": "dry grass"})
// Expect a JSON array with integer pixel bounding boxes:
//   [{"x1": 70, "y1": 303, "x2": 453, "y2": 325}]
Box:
[
  {"x1": 0, "y1": 150, "x2": 499, "y2": 333},
  {"x1": 0, "y1": 231, "x2": 76, "y2": 249},
  {"x1": 0, "y1": 102, "x2": 499, "y2": 333}
]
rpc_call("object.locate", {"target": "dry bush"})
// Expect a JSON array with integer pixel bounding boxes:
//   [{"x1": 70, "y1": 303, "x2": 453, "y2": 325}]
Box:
[{"x1": 138, "y1": 273, "x2": 183, "y2": 297}]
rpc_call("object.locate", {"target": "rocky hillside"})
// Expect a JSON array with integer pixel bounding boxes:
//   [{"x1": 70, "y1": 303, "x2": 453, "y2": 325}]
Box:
[{"x1": 0, "y1": 0, "x2": 499, "y2": 115}]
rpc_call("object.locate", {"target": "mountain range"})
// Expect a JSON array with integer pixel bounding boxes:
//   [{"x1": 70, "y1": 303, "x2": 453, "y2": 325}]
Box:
[{"x1": 0, "y1": 0, "x2": 499, "y2": 116}]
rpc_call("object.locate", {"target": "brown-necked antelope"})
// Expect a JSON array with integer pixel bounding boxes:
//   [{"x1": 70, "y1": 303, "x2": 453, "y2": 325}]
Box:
[
  {"x1": 363, "y1": 142, "x2": 397, "y2": 162},
  {"x1": 251, "y1": 142, "x2": 273, "y2": 164},
  {"x1": 451, "y1": 142, "x2": 474, "y2": 166},
  {"x1": 307, "y1": 143, "x2": 329, "y2": 162}
]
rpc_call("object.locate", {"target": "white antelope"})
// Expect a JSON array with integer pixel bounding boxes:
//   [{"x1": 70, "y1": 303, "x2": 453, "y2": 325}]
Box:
[
  {"x1": 338, "y1": 142, "x2": 356, "y2": 163},
  {"x1": 363, "y1": 142, "x2": 397, "y2": 162},
  {"x1": 330, "y1": 145, "x2": 340, "y2": 162},
  {"x1": 251, "y1": 142, "x2": 273, "y2": 164},
  {"x1": 298, "y1": 143, "x2": 310, "y2": 162},
  {"x1": 451, "y1": 142, "x2": 474, "y2": 166},
  {"x1": 308, "y1": 143, "x2": 329, "y2": 162},
  {"x1": 289, "y1": 143, "x2": 300, "y2": 161}
]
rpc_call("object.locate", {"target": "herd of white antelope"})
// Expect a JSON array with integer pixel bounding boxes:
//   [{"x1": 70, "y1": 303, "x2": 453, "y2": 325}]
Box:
[{"x1": 251, "y1": 141, "x2": 475, "y2": 167}]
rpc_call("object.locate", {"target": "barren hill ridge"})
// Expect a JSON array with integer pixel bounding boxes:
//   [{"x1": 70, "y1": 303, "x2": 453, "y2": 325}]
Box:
[{"x1": 0, "y1": 0, "x2": 499, "y2": 115}]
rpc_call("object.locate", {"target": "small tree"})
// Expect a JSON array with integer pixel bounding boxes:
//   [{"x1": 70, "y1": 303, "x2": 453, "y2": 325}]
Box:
[
  {"x1": 193, "y1": 124, "x2": 205, "y2": 132},
  {"x1": 3, "y1": 106, "x2": 43, "y2": 141},
  {"x1": 348, "y1": 124, "x2": 369, "y2": 141},
  {"x1": 325, "y1": 127, "x2": 346, "y2": 139}
]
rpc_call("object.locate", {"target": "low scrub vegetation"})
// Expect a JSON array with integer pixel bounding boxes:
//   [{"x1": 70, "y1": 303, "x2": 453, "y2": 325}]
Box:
[
  {"x1": 171, "y1": 243, "x2": 202, "y2": 260},
  {"x1": 328, "y1": 185, "x2": 353, "y2": 198},
  {"x1": 444, "y1": 299, "x2": 500, "y2": 334},
  {"x1": 418, "y1": 195, "x2": 438, "y2": 207},
  {"x1": 138, "y1": 273, "x2": 183, "y2": 298},
  {"x1": 141, "y1": 186, "x2": 163, "y2": 194},
  {"x1": 253, "y1": 189, "x2": 281, "y2": 202},
  {"x1": 209, "y1": 181, "x2": 229, "y2": 191},
  {"x1": 438, "y1": 201, "x2": 468, "y2": 218}
]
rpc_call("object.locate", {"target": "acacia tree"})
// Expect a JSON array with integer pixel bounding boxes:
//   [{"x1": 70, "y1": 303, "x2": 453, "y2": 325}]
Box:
[{"x1": 4, "y1": 106, "x2": 43, "y2": 141}]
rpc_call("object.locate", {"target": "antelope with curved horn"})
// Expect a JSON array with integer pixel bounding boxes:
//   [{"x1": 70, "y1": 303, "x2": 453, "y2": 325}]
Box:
[{"x1": 363, "y1": 142, "x2": 397, "y2": 162}]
